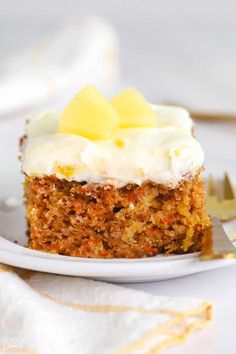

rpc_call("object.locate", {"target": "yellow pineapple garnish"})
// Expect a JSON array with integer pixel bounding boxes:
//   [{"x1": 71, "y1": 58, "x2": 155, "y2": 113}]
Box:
[
  {"x1": 55, "y1": 165, "x2": 76, "y2": 178},
  {"x1": 110, "y1": 88, "x2": 157, "y2": 128},
  {"x1": 58, "y1": 85, "x2": 120, "y2": 139},
  {"x1": 114, "y1": 138, "x2": 125, "y2": 148}
]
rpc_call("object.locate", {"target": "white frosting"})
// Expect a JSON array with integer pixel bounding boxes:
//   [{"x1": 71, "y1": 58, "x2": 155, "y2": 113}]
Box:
[{"x1": 22, "y1": 105, "x2": 204, "y2": 188}]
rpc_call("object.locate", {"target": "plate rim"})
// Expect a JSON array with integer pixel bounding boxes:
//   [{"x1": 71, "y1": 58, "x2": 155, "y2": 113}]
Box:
[{"x1": 0, "y1": 235, "x2": 236, "y2": 279}]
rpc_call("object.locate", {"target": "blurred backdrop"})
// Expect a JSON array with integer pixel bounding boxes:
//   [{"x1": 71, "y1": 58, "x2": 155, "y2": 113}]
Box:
[
  {"x1": 0, "y1": 0, "x2": 236, "y2": 112},
  {"x1": 0, "y1": 0, "x2": 236, "y2": 197}
]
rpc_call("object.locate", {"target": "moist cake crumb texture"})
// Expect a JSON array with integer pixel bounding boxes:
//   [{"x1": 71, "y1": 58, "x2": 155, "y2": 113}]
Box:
[{"x1": 24, "y1": 173, "x2": 211, "y2": 258}]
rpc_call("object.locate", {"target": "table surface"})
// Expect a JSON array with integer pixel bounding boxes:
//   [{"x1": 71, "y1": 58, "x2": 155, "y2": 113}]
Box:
[{"x1": 1, "y1": 2, "x2": 236, "y2": 352}]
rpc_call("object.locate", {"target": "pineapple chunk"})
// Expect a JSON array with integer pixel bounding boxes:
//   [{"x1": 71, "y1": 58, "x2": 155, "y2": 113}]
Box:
[
  {"x1": 110, "y1": 88, "x2": 157, "y2": 128},
  {"x1": 58, "y1": 85, "x2": 120, "y2": 139}
]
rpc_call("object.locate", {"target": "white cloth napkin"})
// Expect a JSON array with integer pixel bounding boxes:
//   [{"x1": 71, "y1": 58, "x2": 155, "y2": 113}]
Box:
[
  {"x1": 0, "y1": 16, "x2": 119, "y2": 117},
  {"x1": 0, "y1": 264, "x2": 212, "y2": 354}
]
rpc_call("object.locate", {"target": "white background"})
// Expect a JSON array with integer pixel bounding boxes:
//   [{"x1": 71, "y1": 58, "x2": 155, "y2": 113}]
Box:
[
  {"x1": 1, "y1": 0, "x2": 236, "y2": 111},
  {"x1": 1, "y1": 1, "x2": 236, "y2": 353}
]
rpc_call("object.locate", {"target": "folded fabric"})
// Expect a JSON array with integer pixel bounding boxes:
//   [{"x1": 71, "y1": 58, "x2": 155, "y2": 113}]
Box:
[
  {"x1": 0, "y1": 16, "x2": 119, "y2": 117},
  {"x1": 0, "y1": 264, "x2": 212, "y2": 354}
]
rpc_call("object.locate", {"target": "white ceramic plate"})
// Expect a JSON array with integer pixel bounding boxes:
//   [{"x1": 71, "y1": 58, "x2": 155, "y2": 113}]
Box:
[
  {"x1": 0, "y1": 202, "x2": 236, "y2": 283},
  {"x1": 1, "y1": 116, "x2": 236, "y2": 283}
]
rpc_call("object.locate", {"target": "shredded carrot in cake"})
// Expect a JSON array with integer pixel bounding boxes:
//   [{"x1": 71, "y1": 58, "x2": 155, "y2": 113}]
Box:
[{"x1": 24, "y1": 173, "x2": 212, "y2": 258}]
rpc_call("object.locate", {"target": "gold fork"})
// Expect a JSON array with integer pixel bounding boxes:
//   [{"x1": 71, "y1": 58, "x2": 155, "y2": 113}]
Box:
[
  {"x1": 206, "y1": 173, "x2": 236, "y2": 221},
  {"x1": 200, "y1": 217, "x2": 236, "y2": 260},
  {"x1": 200, "y1": 173, "x2": 236, "y2": 259},
  {"x1": 162, "y1": 100, "x2": 236, "y2": 122}
]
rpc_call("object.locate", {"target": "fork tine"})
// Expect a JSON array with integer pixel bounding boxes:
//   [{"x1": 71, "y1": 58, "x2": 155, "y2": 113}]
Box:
[
  {"x1": 223, "y1": 173, "x2": 235, "y2": 200},
  {"x1": 208, "y1": 174, "x2": 216, "y2": 196}
]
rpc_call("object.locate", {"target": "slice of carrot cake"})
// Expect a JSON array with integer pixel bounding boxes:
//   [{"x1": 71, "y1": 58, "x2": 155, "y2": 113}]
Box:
[{"x1": 21, "y1": 85, "x2": 211, "y2": 258}]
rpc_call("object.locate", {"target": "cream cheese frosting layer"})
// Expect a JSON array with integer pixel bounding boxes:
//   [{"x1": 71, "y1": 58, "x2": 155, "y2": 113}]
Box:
[{"x1": 22, "y1": 105, "x2": 204, "y2": 188}]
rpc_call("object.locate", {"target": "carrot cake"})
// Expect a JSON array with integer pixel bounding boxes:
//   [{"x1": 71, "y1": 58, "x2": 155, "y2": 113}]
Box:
[{"x1": 20, "y1": 86, "x2": 211, "y2": 258}]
